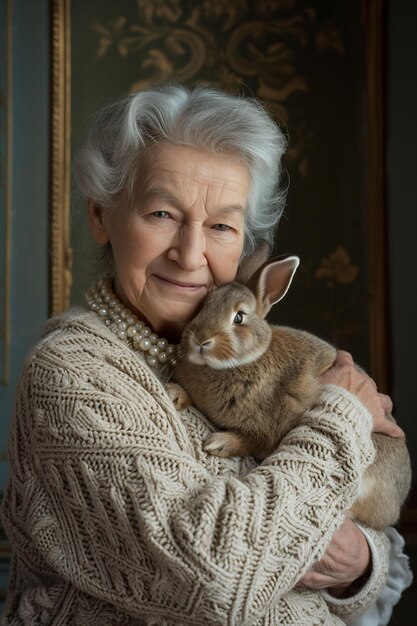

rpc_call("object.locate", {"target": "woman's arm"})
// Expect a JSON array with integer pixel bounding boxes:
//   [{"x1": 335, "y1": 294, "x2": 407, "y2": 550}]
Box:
[
  {"x1": 2, "y1": 327, "x2": 377, "y2": 625},
  {"x1": 300, "y1": 351, "x2": 409, "y2": 622},
  {"x1": 4, "y1": 322, "x2": 380, "y2": 625},
  {"x1": 317, "y1": 351, "x2": 403, "y2": 439}
]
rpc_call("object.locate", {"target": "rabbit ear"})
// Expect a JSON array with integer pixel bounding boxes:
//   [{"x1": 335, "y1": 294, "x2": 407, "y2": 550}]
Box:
[
  {"x1": 255, "y1": 255, "x2": 300, "y2": 318},
  {"x1": 235, "y1": 241, "x2": 271, "y2": 285}
]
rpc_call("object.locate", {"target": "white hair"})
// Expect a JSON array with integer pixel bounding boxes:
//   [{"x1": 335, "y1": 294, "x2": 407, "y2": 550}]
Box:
[{"x1": 75, "y1": 83, "x2": 287, "y2": 256}]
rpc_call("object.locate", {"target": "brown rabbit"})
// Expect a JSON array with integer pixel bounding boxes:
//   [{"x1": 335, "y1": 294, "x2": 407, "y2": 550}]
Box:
[{"x1": 169, "y1": 244, "x2": 411, "y2": 530}]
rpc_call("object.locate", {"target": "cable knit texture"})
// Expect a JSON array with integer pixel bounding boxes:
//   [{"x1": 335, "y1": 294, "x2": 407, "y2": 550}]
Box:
[{"x1": 1, "y1": 309, "x2": 389, "y2": 625}]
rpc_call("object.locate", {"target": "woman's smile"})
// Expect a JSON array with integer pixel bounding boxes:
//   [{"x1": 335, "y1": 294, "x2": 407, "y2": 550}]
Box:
[{"x1": 153, "y1": 274, "x2": 209, "y2": 293}]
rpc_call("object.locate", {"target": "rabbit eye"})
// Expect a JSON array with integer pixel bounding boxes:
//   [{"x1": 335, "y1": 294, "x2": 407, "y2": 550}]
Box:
[{"x1": 233, "y1": 311, "x2": 245, "y2": 325}]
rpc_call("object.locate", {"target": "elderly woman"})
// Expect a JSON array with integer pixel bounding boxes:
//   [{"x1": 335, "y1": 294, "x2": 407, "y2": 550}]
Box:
[{"x1": 2, "y1": 84, "x2": 411, "y2": 625}]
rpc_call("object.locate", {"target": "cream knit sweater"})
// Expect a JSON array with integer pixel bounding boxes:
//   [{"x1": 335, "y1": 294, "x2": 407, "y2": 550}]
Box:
[{"x1": 2, "y1": 309, "x2": 390, "y2": 625}]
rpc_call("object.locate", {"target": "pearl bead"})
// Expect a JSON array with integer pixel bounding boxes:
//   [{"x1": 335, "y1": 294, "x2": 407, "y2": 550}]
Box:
[
  {"x1": 86, "y1": 278, "x2": 177, "y2": 371},
  {"x1": 139, "y1": 338, "x2": 151, "y2": 351}
]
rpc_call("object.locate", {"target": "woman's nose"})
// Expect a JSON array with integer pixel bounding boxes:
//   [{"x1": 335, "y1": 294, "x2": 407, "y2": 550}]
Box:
[{"x1": 168, "y1": 224, "x2": 207, "y2": 271}]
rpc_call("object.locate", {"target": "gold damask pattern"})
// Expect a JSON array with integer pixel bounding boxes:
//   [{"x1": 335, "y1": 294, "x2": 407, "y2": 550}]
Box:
[
  {"x1": 315, "y1": 247, "x2": 359, "y2": 285},
  {"x1": 91, "y1": 0, "x2": 344, "y2": 174}
]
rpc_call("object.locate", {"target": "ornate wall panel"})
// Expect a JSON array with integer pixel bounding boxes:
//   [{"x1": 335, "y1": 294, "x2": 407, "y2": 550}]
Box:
[{"x1": 51, "y1": 0, "x2": 388, "y2": 388}]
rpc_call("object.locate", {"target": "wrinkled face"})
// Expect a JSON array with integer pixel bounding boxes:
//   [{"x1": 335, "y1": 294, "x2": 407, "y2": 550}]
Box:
[{"x1": 88, "y1": 142, "x2": 251, "y2": 340}]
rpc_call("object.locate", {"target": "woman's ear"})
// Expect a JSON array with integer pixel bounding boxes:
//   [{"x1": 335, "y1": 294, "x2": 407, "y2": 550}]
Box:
[{"x1": 87, "y1": 199, "x2": 109, "y2": 244}]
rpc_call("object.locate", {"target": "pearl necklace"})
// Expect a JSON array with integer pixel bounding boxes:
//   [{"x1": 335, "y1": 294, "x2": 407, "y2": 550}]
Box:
[{"x1": 85, "y1": 278, "x2": 177, "y2": 368}]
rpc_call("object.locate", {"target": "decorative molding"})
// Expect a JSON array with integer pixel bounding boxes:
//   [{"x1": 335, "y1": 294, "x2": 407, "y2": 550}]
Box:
[
  {"x1": 364, "y1": 0, "x2": 390, "y2": 393},
  {"x1": 50, "y1": 0, "x2": 72, "y2": 315},
  {"x1": 0, "y1": 0, "x2": 12, "y2": 385}
]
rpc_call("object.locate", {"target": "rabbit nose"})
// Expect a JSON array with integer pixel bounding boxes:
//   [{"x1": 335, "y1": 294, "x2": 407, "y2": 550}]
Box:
[
  {"x1": 199, "y1": 339, "x2": 214, "y2": 353},
  {"x1": 191, "y1": 336, "x2": 214, "y2": 353}
]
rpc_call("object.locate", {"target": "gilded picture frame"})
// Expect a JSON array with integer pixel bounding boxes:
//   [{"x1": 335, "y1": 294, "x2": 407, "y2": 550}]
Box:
[{"x1": 50, "y1": 0, "x2": 72, "y2": 316}]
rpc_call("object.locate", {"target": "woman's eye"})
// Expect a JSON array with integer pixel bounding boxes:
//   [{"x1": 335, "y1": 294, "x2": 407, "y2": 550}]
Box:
[
  {"x1": 152, "y1": 210, "x2": 170, "y2": 219},
  {"x1": 213, "y1": 223, "x2": 231, "y2": 231},
  {"x1": 233, "y1": 311, "x2": 245, "y2": 324}
]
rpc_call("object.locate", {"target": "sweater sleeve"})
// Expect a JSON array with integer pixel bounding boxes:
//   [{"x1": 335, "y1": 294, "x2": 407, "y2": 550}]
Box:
[{"x1": 2, "y1": 332, "x2": 375, "y2": 626}]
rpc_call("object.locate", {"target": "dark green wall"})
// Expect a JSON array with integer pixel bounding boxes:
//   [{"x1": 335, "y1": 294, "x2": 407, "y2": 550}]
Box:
[{"x1": 0, "y1": 0, "x2": 50, "y2": 491}]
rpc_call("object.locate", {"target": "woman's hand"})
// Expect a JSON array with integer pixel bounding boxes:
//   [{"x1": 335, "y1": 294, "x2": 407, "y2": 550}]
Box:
[
  {"x1": 298, "y1": 518, "x2": 370, "y2": 597},
  {"x1": 319, "y1": 351, "x2": 404, "y2": 437}
]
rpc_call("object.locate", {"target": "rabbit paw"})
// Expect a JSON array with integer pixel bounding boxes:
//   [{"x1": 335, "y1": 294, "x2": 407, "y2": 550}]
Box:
[
  {"x1": 204, "y1": 432, "x2": 248, "y2": 458},
  {"x1": 166, "y1": 383, "x2": 192, "y2": 411}
]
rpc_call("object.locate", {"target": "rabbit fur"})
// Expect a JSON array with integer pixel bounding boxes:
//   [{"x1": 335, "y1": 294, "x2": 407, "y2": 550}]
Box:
[{"x1": 169, "y1": 244, "x2": 411, "y2": 530}]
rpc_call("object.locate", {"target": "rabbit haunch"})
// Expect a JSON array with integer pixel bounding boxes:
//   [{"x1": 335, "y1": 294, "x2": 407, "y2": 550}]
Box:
[{"x1": 169, "y1": 244, "x2": 411, "y2": 530}]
